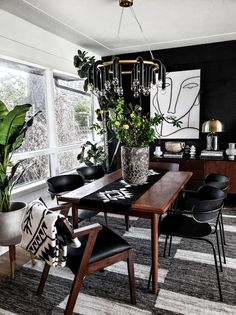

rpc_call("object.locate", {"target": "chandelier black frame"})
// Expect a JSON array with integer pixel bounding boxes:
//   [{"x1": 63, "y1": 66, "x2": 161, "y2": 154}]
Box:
[
  {"x1": 88, "y1": 0, "x2": 166, "y2": 98},
  {"x1": 88, "y1": 57, "x2": 166, "y2": 98}
]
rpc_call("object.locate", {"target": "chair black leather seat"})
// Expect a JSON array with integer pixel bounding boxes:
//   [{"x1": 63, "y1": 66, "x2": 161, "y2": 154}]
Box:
[
  {"x1": 77, "y1": 165, "x2": 105, "y2": 181},
  {"x1": 161, "y1": 213, "x2": 212, "y2": 239},
  {"x1": 67, "y1": 225, "x2": 131, "y2": 274},
  {"x1": 47, "y1": 174, "x2": 84, "y2": 196}
]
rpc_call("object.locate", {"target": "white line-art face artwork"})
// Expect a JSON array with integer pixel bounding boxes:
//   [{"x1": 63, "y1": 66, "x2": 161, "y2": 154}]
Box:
[{"x1": 151, "y1": 69, "x2": 200, "y2": 139}]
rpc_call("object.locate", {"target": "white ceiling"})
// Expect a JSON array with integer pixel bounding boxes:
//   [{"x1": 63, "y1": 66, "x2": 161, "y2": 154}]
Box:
[{"x1": 1, "y1": 0, "x2": 236, "y2": 56}]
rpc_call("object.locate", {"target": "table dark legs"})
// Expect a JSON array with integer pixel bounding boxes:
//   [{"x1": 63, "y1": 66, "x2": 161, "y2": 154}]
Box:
[
  {"x1": 151, "y1": 213, "x2": 159, "y2": 294},
  {"x1": 72, "y1": 204, "x2": 79, "y2": 228}
]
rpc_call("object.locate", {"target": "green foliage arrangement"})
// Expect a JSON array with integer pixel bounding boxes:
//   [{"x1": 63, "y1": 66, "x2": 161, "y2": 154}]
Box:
[
  {"x1": 77, "y1": 141, "x2": 106, "y2": 169},
  {"x1": 93, "y1": 98, "x2": 182, "y2": 148},
  {"x1": 0, "y1": 100, "x2": 38, "y2": 212}
]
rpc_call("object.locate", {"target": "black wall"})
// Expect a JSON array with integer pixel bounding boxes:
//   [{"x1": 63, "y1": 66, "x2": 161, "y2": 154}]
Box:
[{"x1": 103, "y1": 40, "x2": 236, "y2": 155}]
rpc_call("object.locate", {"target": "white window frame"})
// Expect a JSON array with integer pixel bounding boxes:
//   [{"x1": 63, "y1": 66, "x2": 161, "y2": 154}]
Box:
[{"x1": 0, "y1": 55, "x2": 97, "y2": 196}]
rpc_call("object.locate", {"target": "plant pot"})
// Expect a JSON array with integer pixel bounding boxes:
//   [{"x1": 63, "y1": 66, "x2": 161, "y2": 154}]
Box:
[
  {"x1": 0, "y1": 202, "x2": 27, "y2": 246},
  {"x1": 121, "y1": 146, "x2": 149, "y2": 185}
]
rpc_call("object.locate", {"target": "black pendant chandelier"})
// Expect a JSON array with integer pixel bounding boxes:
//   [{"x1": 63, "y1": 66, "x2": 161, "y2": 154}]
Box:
[{"x1": 88, "y1": 0, "x2": 166, "y2": 98}]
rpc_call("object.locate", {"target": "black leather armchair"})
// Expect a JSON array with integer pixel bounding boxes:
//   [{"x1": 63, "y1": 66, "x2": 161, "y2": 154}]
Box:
[{"x1": 36, "y1": 204, "x2": 136, "y2": 315}]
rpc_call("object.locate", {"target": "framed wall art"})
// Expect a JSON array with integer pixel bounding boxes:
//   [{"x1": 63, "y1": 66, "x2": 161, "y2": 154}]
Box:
[{"x1": 150, "y1": 69, "x2": 201, "y2": 139}]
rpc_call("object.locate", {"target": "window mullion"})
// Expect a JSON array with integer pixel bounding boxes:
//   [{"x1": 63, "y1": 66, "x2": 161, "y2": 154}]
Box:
[{"x1": 45, "y1": 69, "x2": 58, "y2": 176}]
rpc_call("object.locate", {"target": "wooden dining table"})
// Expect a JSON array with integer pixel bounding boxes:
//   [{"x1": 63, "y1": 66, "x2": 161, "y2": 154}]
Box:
[{"x1": 59, "y1": 169, "x2": 192, "y2": 294}]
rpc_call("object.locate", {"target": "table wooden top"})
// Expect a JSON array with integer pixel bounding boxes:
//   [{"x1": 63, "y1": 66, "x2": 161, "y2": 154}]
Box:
[{"x1": 58, "y1": 170, "x2": 192, "y2": 215}]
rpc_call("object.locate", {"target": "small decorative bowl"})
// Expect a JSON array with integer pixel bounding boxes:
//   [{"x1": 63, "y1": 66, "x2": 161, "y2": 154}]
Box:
[{"x1": 165, "y1": 142, "x2": 185, "y2": 153}]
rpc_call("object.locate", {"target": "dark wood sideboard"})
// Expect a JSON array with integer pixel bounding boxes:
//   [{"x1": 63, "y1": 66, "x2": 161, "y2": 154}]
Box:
[{"x1": 153, "y1": 158, "x2": 236, "y2": 194}]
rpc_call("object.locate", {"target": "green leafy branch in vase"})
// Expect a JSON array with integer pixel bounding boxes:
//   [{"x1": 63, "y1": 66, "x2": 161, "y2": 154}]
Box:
[{"x1": 93, "y1": 98, "x2": 182, "y2": 147}]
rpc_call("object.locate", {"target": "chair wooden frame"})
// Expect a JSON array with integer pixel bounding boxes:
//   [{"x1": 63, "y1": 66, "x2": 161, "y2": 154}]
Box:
[{"x1": 36, "y1": 204, "x2": 136, "y2": 315}]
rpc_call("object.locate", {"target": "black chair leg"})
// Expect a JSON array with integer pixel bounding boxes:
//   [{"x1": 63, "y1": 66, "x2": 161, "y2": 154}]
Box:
[
  {"x1": 218, "y1": 221, "x2": 226, "y2": 264},
  {"x1": 168, "y1": 235, "x2": 173, "y2": 256},
  {"x1": 163, "y1": 235, "x2": 169, "y2": 257},
  {"x1": 220, "y1": 212, "x2": 226, "y2": 245},
  {"x1": 147, "y1": 269, "x2": 152, "y2": 290},
  {"x1": 104, "y1": 212, "x2": 108, "y2": 227},
  {"x1": 208, "y1": 240, "x2": 223, "y2": 302},
  {"x1": 125, "y1": 215, "x2": 130, "y2": 231},
  {"x1": 215, "y1": 229, "x2": 223, "y2": 272}
]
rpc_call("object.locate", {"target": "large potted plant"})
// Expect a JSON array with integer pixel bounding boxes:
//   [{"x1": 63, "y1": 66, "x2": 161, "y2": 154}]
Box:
[{"x1": 0, "y1": 100, "x2": 37, "y2": 246}]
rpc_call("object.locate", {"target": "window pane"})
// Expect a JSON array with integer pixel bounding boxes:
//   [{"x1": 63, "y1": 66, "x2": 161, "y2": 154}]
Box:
[
  {"x1": 14, "y1": 155, "x2": 50, "y2": 187},
  {"x1": 58, "y1": 150, "x2": 79, "y2": 173},
  {"x1": 54, "y1": 78, "x2": 94, "y2": 146},
  {"x1": 0, "y1": 59, "x2": 48, "y2": 152}
]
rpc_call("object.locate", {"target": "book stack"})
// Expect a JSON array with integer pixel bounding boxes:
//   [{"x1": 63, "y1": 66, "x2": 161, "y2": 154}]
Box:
[
  {"x1": 200, "y1": 150, "x2": 224, "y2": 160},
  {"x1": 163, "y1": 152, "x2": 183, "y2": 159}
]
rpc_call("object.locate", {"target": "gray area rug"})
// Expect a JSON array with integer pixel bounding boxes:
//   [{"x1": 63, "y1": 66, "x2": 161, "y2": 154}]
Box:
[{"x1": 0, "y1": 208, "x2": 236, "y2": 315}]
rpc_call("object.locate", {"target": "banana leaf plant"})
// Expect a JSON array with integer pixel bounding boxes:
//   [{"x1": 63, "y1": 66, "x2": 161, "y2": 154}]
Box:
[{"x1": 0, "y1": 100, "x2": 38, "y2": 212}]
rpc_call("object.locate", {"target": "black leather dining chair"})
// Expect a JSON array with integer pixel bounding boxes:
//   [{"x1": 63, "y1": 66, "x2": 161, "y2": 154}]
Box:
[
  {"x1": 77, "y1": 165, "x2": 105, "y2": 181},
  {"x1": 171, "y1": 185, "x2": 227, "y2": 267},
  {"x1": 47, "y1": 174, "x2": 98, "y2": 222},
  {"x1": 158, "y1": 186, "x2": 226, "y2": 301},
  {"x1": 205, "y1": 173, "x2": 229, "y2": 247},
  {"x1": 76, "y1": 166, "x2": 108, "y2": 226}
]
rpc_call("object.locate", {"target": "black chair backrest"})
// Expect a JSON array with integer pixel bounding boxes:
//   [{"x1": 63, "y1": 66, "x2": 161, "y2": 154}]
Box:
[
  {"x1": 193, "y1": 186, "x2": 226, "y2": 222},
  {"x1": 205, "y1": 173, "x2": 229, "y2": 190},
  {"x1": 47, "y1": 174, "x2": 84, "y2": 194},
  {"x1": 77, "y1": 165, "x2": 105, "y2": 181},
  {"x1": 149, "y1": 161, "x2": 179, "y2": 171},
  {"x1": 193, "y1": 200, "x2": 223, "y2": 222},
  {"x1": 206, "y1": 181, "x2": 228, "y2": 191},
  {"x1": 197, "y1": 185, "x2": 226, "y2": 201}
]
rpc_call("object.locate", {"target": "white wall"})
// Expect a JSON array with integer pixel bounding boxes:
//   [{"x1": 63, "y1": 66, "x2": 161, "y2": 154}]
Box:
[{"x1": 0, "y1": 9, "x2": 100, "y2": 73}]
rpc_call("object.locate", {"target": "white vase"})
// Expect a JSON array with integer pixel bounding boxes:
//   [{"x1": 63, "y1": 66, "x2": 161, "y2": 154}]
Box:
[
  {"x1": 121, "y1": 146, "x2": 149, "y2": 185},
  {"x1": 226, "y1": 143, "x2": 236, "y2": 160},
  {"x1": 154, "y1": 146, "x2": 163, "y2": 157}
]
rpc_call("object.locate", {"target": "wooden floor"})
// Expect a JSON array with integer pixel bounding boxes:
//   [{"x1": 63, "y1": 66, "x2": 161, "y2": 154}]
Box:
[{"x1": 0, "y1": 246, "x2": 30, "y2": 278}]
